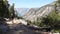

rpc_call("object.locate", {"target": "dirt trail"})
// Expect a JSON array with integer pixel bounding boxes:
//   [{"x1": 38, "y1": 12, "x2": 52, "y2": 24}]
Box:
[{"x1": 5, "y1": 24, "x2": 40, "y2": 34}]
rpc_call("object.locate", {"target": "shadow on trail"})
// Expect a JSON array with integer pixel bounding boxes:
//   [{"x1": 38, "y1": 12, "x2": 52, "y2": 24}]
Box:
[
  {"x1": 0, "y1": 18, "x2": 9, "y2": 34},
  {"x1": 6, "y1": 23, "x2": 43, "y2": 34},
  {"x1": 8, "y1": 23, "x2": 37, "y2": 34}
]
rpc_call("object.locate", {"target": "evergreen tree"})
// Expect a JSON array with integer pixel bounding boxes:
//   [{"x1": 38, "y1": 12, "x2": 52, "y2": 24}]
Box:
[
  {"x1": 0, "y1": 0, "x2": 10, "y2": 18},
  {"x1": 9, "y1": 3, "x2": 15, "y2": 19}
]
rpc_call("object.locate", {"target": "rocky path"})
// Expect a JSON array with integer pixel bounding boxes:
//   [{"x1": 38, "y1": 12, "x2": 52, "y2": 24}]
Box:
[
  {"x1": 0, "y1": 18, "x2": 50, "y2": 34},
  {"x1": 0, "y1": 18, "x2": 39, "y2": 34},
  {"x1": 6, "y1": 24, "x2": 41, "y2": 34},
  {"x1": 0, "y1": 22, "x2": 41, "y2": 34}
]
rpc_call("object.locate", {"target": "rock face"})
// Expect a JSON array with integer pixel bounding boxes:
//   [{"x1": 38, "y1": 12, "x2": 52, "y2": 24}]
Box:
[{"x1": 23, "y1": 2, "x2": 55, "y2": 22}]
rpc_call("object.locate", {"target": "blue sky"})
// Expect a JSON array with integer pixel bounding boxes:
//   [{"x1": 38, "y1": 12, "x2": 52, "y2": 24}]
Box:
[{"x1": 8, "y1": 0, "x2": 55, "y2": 8}]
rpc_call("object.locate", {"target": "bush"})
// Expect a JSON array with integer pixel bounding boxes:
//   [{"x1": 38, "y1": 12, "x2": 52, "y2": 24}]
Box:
[
  {"x1": 42, "y1": 11, "x2": 60, "y2": 30},
  {"x1": 32, "y1": 17, "x2": 45, "y2": 27}
]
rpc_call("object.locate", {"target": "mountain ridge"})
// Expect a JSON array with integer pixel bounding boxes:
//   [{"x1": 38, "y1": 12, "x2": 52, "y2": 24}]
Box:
[
  {"x1": 15, "y1": 1, "x2": 60, "y2": 22},
  {"x1": 23, "y1": 1, "x2": 56, "y2": 21}
]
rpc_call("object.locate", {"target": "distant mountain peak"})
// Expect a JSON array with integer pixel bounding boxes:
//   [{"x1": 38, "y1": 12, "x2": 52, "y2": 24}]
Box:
[{"x1": 15, "y1": 8, "x2": 29, "y2": 16}]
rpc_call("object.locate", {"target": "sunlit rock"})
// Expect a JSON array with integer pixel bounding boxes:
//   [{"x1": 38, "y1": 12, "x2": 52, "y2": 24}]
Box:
[{"x1": 6, "y1": 18, "x2": 27, "y2": 25}]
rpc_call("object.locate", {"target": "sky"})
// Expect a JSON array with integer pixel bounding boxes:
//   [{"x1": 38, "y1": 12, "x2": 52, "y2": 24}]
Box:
[{"x1": 8, "y1": 0, "x2": 55, "y2": 8}]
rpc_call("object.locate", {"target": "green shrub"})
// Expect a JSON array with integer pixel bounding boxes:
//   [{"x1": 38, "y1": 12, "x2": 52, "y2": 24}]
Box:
[{"x1": 42, "y1": 11, "x2": 60, "y2": 30}]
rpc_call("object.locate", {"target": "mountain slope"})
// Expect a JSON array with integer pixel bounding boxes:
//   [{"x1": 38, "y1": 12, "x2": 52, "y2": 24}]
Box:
[{"x1": 23, "y1": 2, "x2": 55, "y2": 22}]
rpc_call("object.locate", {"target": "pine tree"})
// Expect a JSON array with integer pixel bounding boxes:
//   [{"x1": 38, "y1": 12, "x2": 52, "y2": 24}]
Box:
[
  {"x1": 0, "y1": 0, "x2": 10, "y2": 18},
  {"x1": 9, "y1": 3, "x2": 15, "y2": 19}
]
